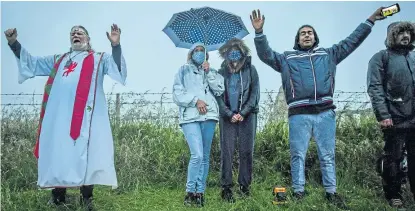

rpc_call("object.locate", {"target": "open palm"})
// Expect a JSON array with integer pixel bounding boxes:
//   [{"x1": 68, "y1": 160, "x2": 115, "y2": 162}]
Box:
[
  {"x1": 106, "y1": 24, "x2": 121, "y2": 46},
  {"x1": 250, "y1": 9, "x2": 265, "y2": 32}
]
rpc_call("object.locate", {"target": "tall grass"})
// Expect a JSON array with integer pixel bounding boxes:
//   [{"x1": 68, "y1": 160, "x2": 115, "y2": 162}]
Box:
[{"x1": 1, "y1": 97, "x2": 413, "y2": 210}]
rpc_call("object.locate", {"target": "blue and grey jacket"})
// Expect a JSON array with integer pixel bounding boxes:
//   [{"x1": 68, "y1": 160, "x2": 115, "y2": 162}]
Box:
[
  {"x1": 254, "y1": 19, "x2": 374, "y2": 115},
  {"x1": 172, "y1": 42, "x2": 225, "y2": 125}
]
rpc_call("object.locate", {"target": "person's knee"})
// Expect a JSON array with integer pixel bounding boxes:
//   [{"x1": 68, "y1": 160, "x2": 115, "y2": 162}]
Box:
[
  {"x1": 290, "y1": 146, "x2": 307, "y2": 158},
  {"x1": 190, "y1": 151, "x2": 203, "y2": 164},
  {"x1": 318, "y1": 150, "x2": 335, "y2": 163},
  {"x1": 239, "y1": 148, "x2": 253, "y2": 159},
  {"x1": 382, "y1": 156, "x2": 399, "y2": 178},
  {"x1": 201, "y1": 153, "x2": 210, "y2": 164}
]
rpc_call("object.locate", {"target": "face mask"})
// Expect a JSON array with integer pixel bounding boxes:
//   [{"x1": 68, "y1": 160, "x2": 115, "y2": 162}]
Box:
[
  {"x1": 192, "y1": 51, "x2": 205, "y2": 65},
  {"x1": 228, "y1": 50, "x2": 242, "y2": 61}
]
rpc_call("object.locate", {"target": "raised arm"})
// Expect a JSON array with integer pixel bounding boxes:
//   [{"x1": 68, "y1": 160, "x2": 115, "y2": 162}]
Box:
[
  {"x1": 102, "y1": 23, "x2": 127, "y2": 85},
  {"x1": 367, "y1": 51, "x2": 391, "y2": 122},
  {"x1": 326, "y1": 20, "x2": 374, "y2": 65},
  {"x1": 326, "y1": 7, "x2": 386, "y2": 65},
  {"x1": 5, "y1": 28, "x2": 57, "y2": 84},
  {"x1": 102, "y1": 44, "x2": 127, "y2": 85},
  {"x1": 251, "y1": 9, "x2": 283, "y2": 72}
]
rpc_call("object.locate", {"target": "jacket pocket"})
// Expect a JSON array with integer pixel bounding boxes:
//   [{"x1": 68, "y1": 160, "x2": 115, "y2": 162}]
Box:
[
  {"x1": 206, "y1": 95, "x2": 219, "y2": 114},
  {"x1": 387, "y1": 83, "x2": 409, "y2": 99},
  {"x1": 183, "y1": 107, "x2": 199, "y2": 121},
  {"x1": 387, "y1": 96, "x2": 413, "y2": 119}
]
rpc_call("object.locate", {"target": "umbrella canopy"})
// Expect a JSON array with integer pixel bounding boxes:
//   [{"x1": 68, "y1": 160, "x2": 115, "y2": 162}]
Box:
[{"x1": 162, "y1": 6, "x2": 249, "y2": 52}]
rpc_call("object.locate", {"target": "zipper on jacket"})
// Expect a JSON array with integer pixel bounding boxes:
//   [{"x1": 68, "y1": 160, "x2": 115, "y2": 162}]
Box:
[
  {"x1": 239, "y1": 71, "x2": 243, "y2": 112},
  {"x1": 309, "y1": 51, "x2": 317, "y2": 101},
  {"x1": 289, "y1": 77, "x2": 295, "y2": 98},
  {"x1": 330, "y1": 74, "x2": 334, "y2": 94}
]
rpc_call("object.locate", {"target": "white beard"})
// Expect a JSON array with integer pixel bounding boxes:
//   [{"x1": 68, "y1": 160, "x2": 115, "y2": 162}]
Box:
[{"x1": 71, "y1": 42, "x2": 88, "y2": 51}]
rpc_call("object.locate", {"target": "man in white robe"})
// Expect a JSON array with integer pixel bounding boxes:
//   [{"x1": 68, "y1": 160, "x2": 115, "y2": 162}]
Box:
[{"x1": 4, "y1": 24, "x2": 127, "y2": 209}]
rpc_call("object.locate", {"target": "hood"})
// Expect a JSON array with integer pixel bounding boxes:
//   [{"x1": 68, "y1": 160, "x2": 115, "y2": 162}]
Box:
[
  {"x1": 187, "y1": 42, "x2": 208, "y2": 63},
  {"x1": 385, "y1": 21, "x2": 415, "y2": 51},
  {"x1": 293, "y1": 24, "x2": 320, "y2": 51},
  {"x1": 218, "y1": 38, "x2": 251, "y2": 73},
  {"x1": 218, "y1": 38, "x2": 250, "y2": 60}
]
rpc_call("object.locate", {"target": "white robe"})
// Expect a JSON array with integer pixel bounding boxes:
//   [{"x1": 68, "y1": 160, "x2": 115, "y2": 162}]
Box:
[{"x1": 15, "y1": 47, "x2": 127, "y2": 189}]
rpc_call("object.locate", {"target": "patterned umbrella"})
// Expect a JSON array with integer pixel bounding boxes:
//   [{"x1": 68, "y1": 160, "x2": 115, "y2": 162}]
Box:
[{"x1": 162, "y1": 6, "x2": 249, "y2": 51}]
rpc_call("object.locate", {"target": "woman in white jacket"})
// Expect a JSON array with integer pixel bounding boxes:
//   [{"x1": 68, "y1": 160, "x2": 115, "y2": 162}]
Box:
[{"x1": 172, "y1": 42, "x2": 225, "y2": 207}]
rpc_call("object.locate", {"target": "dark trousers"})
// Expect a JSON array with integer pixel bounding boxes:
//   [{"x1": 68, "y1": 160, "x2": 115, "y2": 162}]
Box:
[
  {"x1": 52, "y1": 185, "x2": 94, "y2": 200},
  {"x1": 220, "y1": 113, "x2": 257, "y2": 188},
  {"x1": 382, "y1": 129, "x2": 415, "y2": 200}
]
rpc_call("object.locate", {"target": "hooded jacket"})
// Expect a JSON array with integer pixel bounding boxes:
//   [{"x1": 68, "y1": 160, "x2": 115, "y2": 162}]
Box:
[
  {"x1": 367, "y1": 21, "x2": 415, "y2": 128},
  {"x1": 215, "y1": 38, "x2": 260, "y2": 118},
  {"x1": 172, "y1": 42, "x2": 225, "y2": 125},
  {"x1": 254, "y1": 19, "x2": 375, "y2": 116}
]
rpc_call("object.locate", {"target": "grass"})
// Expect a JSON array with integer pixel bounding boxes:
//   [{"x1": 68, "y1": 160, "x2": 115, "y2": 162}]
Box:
[
  {"x1": 1, "y1": 101, "x2": 414, "y2": 211},
  {"x1": 2, "y1": 182, "x2": 413, "y2": 211}
]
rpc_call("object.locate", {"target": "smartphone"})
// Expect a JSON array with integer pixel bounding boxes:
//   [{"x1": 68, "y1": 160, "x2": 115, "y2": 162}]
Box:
[{"x1": 381, "y1": 3, "x2": 400, "y2": 17}]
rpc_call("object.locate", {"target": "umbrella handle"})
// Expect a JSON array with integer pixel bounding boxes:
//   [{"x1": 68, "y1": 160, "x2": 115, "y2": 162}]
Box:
[{"x1": 203, "y1": 47, "x2": 208, "y2": 72}]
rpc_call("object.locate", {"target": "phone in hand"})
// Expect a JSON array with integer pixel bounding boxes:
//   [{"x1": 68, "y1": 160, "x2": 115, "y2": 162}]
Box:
[{"x1": 381, "y1": 3, "x2": 400, "y2": 17}]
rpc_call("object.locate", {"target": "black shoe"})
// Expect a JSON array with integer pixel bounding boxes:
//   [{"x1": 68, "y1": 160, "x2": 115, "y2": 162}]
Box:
[
  {"x1": 47, "y1": 197, "x2": 65, "y2": 206},
  {"x1": 388, "y1": 198, "x2": 406, "y2": 210},
  {"x1": 195, "y1": 193, "x2": 204, "y2": 207},
  {"x1": 221, "y1": 188, "x2": 235, "y2": 203},
  {"x1": 326, "y1": 192, "x2": 350, "y2": 210},
  {"x1": 80, "y1": 197, "x2": 94, "y2": 211},
  {"x1": 184, "y1": 192, "x2": 195, "y2": 206},
  {"x1": 200, "y1": 193, "x2": 204, "y2": 206},
  {"x1": 239, "y1": 185, "x2": 250, "y2": 197},
  {"x1": 292, "y1": 191, "x2": 305, "y2": 200},
  {"x1": 48, "y1": 189, "x2": 66, "y2": 206}
]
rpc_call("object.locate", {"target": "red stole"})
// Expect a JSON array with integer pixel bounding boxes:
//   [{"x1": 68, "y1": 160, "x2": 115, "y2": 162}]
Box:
[{"x1": 34, "y1": 51, "x2": 96, "y2": 158}]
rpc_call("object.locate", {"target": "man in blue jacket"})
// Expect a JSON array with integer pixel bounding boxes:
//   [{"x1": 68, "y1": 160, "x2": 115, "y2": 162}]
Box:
[{"x1": 250, "y1": 7, "x2": 386, "y2": 210}]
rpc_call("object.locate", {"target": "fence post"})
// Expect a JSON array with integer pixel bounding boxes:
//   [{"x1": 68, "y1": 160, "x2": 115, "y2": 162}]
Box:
[{"x1": 115, "y1": 93, "x2": 121, "y2": 125}]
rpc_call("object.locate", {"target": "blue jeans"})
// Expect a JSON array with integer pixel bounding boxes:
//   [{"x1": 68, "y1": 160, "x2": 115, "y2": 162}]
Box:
[
  {"x1": 288, "y1": 109, "x2": 336, "y2": 194},
  {"x1": 181, "y1": 120, "x2": 217, "y2": 193}
]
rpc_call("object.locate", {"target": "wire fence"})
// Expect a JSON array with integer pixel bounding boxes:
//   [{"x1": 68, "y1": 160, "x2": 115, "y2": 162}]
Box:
[
  {"x1": 0, "y1": 91, "x2": 372, "y2": 105},
  {"x1": 1, "y1": 90, "x2": 374, "y2": 130}
]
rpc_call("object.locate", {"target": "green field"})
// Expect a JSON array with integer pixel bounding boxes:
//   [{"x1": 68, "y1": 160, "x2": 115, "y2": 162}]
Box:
[{"x1": 2, "y1": 106, "x2": 414, "y2": 211}]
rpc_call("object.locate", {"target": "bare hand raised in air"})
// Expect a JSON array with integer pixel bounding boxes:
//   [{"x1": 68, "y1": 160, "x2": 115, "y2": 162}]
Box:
[{"x1": 250, "y1": 9, "x2": 265, "y2": 33}]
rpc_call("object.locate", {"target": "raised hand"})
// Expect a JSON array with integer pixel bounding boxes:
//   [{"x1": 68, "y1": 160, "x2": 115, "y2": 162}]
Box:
[
  {"x1": 250, "y1": 9, "x2": 265, "y2": 33},
  {"x1": 369, "y1": 7, "x2": 387, "y2": 22},
  {"x1": 106, "y1": 24, "x2": 121, "y2": 46},
  {"x1": 4, "y1": 28, "x2": 17, "y2": 44}
]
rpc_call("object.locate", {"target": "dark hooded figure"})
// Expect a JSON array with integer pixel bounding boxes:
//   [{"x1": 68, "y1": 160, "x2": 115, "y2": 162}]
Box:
[
  {"x1": 250, "y1": 7, "x2": 386, "y2": 210},
  {"x1": 215, "y1": 38, "x2": 260, "y2": 202},
  {"x1": 367, "y1": 21, "x2": 415, "y2": 209}
]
